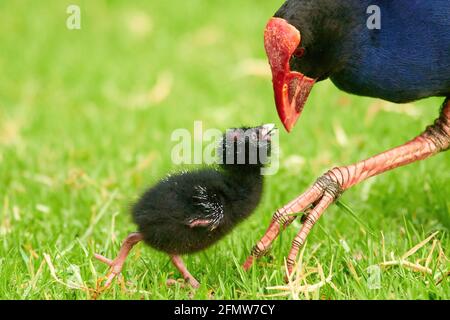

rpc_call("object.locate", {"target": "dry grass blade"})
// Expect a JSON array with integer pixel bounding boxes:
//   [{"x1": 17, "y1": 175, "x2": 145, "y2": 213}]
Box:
[
  {"x1": 266, "y1": 275, "x2": 333, "y2": 293},
  {"x1": 401, "y1": 231, "x2": 439, "y2": 260},
  {"x1": 23, "y1": 259, "x2": 46, "y2": 297},
  {"x1": 437, "y1": 242, "x2": 449, "y2": 263},
  {"x1": 44, "y1": 253, "x2": 89, "y2": 291},
  {"x1": 425, "y1": 239, "x2": 437, "y2": 269},
  {"x1": 309, "y1": 243, "x2": 322, "y2": 257},
  {"x1": 265, "y1": 248, "x2": 335, "y2": 299},
  {"x1": 379, "y1": 260, "x2": 433, "y2": 274},
  {"x1": 262, "y1": 291, "x2": 293, "y2": 298},
  {"x1": 284, "y1": 258, "x2": 299, "y2": 299},
  {"x1": 347, "y1": 260, "x2": 360, "y2": 282},
  {"x1": 381, "y1": 232, "x2": 386, "y2": 263},
  {"x1": 375, "y1": 232, "x2": 449, "y2": 281}
]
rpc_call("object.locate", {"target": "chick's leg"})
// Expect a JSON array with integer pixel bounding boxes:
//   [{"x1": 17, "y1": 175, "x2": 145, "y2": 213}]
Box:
[
  {"x1": 245, "y1": 99, "x2": 450, "y2": 276},
  {"x1": 94, "y1": 232, "x2": 143, "y2": 289},
  {"x1": 168, "y1": 255, "x2": 200, "y2": 288}
]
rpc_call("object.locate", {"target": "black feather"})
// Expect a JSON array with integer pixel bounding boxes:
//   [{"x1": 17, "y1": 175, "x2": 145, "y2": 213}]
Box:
[{"x1": 132, "y1": 125, "x2": 273, "y2": 255}]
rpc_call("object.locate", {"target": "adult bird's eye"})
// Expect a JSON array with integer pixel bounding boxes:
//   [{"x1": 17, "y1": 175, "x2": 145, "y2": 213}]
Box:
[{"x1": 293, "y1": 46, "x2": 305, "y2": 58}]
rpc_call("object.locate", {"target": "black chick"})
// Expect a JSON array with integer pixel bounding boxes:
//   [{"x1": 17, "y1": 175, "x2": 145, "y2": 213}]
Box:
[{"x1": 94, "y1": 124, "x2": 276, "y2": 289}]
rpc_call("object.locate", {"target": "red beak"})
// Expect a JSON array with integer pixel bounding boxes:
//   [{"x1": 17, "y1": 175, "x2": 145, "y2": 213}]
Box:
[{"x1": 264, "y1": 18, "x2": 315, "y2": 132}]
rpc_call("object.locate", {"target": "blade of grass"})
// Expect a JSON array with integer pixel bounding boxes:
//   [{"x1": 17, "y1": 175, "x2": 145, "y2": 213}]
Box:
[{"x1": 336, "y1": 200, "x2": 376, "y2": 238}]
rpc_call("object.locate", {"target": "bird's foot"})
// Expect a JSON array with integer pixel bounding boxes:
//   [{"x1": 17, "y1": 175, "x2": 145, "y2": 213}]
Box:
[
  {"x1": 243, "y1": 172, "x2": 343, "y2": 278},
  {"x1": 94, "y1": 253, "x2": 126, "y2": 291},
  {"x1": 244, "y1": 98, "x2": 450, "y2": 281},
  {"x1": 93, "y1": 232, "x2": 143, "y2": 292},
  {"x1": 170, "y1": 255, "x2": 200, "y2": 289},
  {"x1": 166, "y1": 276, "x2": 200, "y2": 289}
]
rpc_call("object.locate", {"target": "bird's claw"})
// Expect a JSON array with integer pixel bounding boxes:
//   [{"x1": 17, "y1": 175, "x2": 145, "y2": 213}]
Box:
[
  {"x1": 166, "y1": 277, "x2": 200, "y2": 289},
  {"x1": 243, "y1": 171, "x2": 343, "y2": 278},
  {"x1": 94, "y1": 253, "x2": 125, "y2": 290}
]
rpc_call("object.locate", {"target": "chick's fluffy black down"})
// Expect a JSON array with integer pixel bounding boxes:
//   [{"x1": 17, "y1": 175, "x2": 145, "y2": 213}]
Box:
[{"x1": 132, "y1": 169, "x2": 263, "y2": 255}]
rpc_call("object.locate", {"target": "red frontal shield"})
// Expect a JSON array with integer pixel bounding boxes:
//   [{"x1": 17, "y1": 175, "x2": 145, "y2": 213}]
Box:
[{"x1": 264, "y1": 18, "x2": 315, "y2": 132}]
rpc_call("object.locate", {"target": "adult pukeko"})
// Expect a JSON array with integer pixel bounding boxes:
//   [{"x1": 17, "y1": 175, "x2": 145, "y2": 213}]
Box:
[{"x1": 244, "y1": 0, "x2": 450, "y2": 276}]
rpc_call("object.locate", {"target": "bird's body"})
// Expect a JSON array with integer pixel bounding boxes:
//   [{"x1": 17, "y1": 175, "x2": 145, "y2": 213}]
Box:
[
  {"x1": 95, "y1": 124, "x2": 275, "y2": 288},
  {"x1": 245, "y1": 0, "x2": 450, "y2": 276},
  {"x1": 133, "y1": 168, "x2": 262, "y2": 255},
  {"x1": 330, "y1": 0, "x2": 450, "y2": 102},
  {"x1": 276, "y1": 0, "x2": 450, "y2": 103}
]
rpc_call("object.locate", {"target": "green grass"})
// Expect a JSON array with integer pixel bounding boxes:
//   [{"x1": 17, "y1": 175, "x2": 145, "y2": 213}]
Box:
[{"x1": 0, "y1": 0, "x2": 449, "y2": 300}]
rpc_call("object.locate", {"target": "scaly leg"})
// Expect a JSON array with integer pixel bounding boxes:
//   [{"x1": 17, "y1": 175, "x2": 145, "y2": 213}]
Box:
[
  {"x1": 168, "y1": 255, "x2": 200, "y2": 289},
  {"x1": 94, "y1": 232, "x2": 143, "y2": 289},
  {"x1": 95, "y1": 233, "x2": 200, "y2": 289},
  {"x1": 244, "y1": 99, "x2": 450, "y2": 276}
]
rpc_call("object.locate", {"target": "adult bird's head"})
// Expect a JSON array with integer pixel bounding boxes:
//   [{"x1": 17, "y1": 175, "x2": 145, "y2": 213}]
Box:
[{"x1": 266, "y1": 0, "x2": 352, "y2": 132}]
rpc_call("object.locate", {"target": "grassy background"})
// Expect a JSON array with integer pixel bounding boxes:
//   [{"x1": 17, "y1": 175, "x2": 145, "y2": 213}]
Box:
[{"x1": 0, "y1": 0, "x2": 449, "y2": 299}]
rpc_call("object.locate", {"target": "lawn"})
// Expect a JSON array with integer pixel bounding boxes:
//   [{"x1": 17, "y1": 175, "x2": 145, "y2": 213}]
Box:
[{"x1": 0, "y1": 0, "x2": 449, "y2": 300}]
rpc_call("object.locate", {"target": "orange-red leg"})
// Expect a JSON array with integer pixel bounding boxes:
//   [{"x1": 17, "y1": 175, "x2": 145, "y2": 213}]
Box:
[
  {"x1": 95, "y1": 233, "x2": 200, "y2": 289},
  {"x1": 94, "y1": 232, "x2": 143, "y2": 289},
  {"x1": 244, "y1": 99, "x2": 450, "y2": 276},
  {"x1": 168, "y1": 255, "x2": 200, "y2": 289}
]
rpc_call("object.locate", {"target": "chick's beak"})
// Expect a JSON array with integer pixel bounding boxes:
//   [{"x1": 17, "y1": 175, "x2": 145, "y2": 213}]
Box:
[{"x1": 264, "y1": 17, "x2": 315, "y2": 132}]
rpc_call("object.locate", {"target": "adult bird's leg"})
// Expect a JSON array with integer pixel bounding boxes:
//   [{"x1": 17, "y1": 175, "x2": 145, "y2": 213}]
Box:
[
  {"x1": 168, "y1": 255, "x2": 200, "y2": 288},
  {"x1": 94, "y1": 232, "x2": 143, "y2": 289},
  {"x1": 244, "y1": 99, "x2": 450, "y2": 276}
]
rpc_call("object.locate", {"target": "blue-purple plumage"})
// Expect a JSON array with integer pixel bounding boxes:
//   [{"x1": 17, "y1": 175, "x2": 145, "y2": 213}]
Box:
[{"x1": 276, "y1": 0, "x2": 450, "y2": 102}]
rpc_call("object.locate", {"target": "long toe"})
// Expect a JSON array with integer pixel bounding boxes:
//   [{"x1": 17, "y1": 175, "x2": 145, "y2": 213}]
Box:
[
  {"x1": 94, "y1": 253, "x2": 113, "y2": 266},
  {"x1": 244, "y1": 173, "x2": 342, "y2": 272},
  {"x1": 187, "y1": 277, "x2": 200, "y2": 289}
]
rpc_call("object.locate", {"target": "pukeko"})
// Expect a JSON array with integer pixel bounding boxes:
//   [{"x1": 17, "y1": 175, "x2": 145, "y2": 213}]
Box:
[
  {"x1": 244, "y1": 0, "x2": 450, "y2": 276},
  {"x1": 95, "y1": 124, "x2": 275, "y2": 289}
]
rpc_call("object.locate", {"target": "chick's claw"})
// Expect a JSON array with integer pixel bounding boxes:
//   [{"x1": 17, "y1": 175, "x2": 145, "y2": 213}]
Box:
[
  {"x1": 93, "y1": 253, "x2": 113, "y2": 266},
  {"x1": 170, "y1": 255, "x2": 200, "y2": 289},
  {"x1": 94, "y1": 253, "x2": 126, "y2": 289},
  {"x1": 93, "y1": 232, "x2": 144, "y2": 290},
  {"x1": 166, "y1": 277, "x2": 200, "y2": 289}
]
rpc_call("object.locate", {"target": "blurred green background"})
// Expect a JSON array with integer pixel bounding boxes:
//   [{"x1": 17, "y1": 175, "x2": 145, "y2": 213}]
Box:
[{"x1": 0, "y1": 0, "x2": 448, "y2": 299}]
